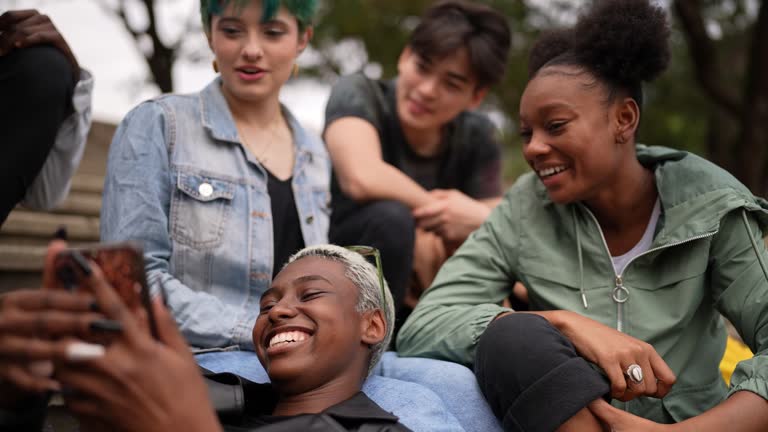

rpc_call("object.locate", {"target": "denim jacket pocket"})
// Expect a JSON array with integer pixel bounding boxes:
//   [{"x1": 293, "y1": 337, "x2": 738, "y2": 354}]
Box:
[{"x1": 171, "y1": 170, "x2": 236, "y2": 249}]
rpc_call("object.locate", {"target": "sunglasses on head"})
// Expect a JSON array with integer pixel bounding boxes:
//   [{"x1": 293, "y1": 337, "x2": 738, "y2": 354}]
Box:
[{"x1": 345, "y1": 245, "x2": 387, "y2": 308}]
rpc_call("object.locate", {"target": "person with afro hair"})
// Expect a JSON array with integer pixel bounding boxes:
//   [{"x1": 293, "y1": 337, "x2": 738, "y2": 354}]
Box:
[{"x1": 398, "y1": 0, "x2": 768, "y2": 430}]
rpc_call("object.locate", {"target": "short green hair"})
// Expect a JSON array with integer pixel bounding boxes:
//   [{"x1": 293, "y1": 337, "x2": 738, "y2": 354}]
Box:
[{"x1": 201, "y1": 0, "x2": 317, "y2": 32}]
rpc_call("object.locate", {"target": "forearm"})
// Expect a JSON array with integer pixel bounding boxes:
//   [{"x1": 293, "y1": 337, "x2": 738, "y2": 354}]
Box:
[
  {"x1": 672, "y1": 391, "x2": 768, "y2": 432},
  {"x1": 343, "y1": 161, "x2": 433, "y2": 209},
  {"x1": 479, "y1": 197, "x2": 502, "y2": 209}
]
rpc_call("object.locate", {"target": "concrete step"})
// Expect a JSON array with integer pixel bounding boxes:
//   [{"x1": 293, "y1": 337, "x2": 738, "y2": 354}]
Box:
[
  {"x1": 0, "y1": 237, "x2": 102, "y2": 272},
  {"x1": 50, "y1": 191, "x2": 102, "y2": 217},
  {"x1": 0, "y1": 210, "x2": 99, "y2": 241},
  {"x1": 70, "y1": 174, "x2": 105, "y2": 195},
  {"x1": 0, "y1": 243, "x2": 47, "y2": 271}
]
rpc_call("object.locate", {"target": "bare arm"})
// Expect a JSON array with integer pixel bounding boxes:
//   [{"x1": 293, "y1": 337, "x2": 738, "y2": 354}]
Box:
[
  {"x1": 324, "y1": 117, "x2": 434, "y2": 209},
  {"x1": 479, "y1": 197, "x2": 502, "y2": 208},
  {"x1": 588, "y1": 390, "x2": 768, "y2": 432}
]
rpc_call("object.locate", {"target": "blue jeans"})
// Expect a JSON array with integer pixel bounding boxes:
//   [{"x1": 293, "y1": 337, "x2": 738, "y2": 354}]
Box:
[{"x1": 196, "y1": 351, "x2": 501, "y2": 432}]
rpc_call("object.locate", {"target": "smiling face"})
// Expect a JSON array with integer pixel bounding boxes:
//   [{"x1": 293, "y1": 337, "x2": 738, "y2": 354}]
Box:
[
  {"x1": 253, "y1": 256, "x2": 382, "y2": 395},
  {"x1": 396, "y1": 46, "x2": 486, "y2": 134},
  {"x1": 519, "y1": 66, "x2": 638, "y2": 204},
  {"x1": 208, "y1": 0, "x2": 311, "y2": 104}
]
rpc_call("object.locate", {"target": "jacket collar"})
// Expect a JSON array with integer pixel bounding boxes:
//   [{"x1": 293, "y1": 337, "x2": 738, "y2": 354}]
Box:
[
  {"x1": 243, "y1": 383, "x2": 399, "y2": 424},
  {"x1": 198, "y1": 77, "x2": 313, "y2": 154},
  {"x1": 532, "y1": 145, "x2": 768, "y2": 245},
  {"x1": 322, "y1": 392, "x2": 400, "y2": 423}
]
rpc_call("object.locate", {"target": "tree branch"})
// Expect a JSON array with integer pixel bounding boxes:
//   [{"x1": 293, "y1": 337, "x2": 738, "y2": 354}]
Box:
[
  {"x1": 102, "y1": 0, "x2": 141, "y2": 41},
  {"x1": 673, "y1": 0, "x2": 742, "y2": 118}
]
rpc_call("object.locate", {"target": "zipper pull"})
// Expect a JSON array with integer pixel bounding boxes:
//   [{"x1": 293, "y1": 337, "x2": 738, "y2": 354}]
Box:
[{"x1": 612, "y1": 275, "x2": 629, "y2": 303}]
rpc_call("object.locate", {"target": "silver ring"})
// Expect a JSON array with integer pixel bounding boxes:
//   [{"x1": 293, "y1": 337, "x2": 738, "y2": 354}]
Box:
[{"x1": 625, "y1": 364, "x2": 643, "y2": 384}]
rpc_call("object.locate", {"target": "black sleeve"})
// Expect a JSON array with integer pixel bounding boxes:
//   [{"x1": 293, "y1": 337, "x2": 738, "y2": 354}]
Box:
[
  {"x1": 323, "y1": 73, "x2": 384, "y2": 136},
  {"x1": 461, "y1": 115, "x2": 503, "y2": 199},
  {"x1": 0, "y1": 394, "x2": 48, "y2": 432}
]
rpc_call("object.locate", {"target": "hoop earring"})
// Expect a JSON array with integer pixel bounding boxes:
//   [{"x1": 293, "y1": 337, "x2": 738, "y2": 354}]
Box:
[
  {"x1": 212, "y1": 60, "x2": 219, "y2": 73},
  {"x1": 292, "y1": 63, "x2": 299, "y2": 78}
]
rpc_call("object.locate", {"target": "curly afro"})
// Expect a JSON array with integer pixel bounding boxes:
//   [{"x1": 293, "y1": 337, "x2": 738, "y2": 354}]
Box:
[{"x1": 529, "y1": 0, "x2": 670, "y2": 104}]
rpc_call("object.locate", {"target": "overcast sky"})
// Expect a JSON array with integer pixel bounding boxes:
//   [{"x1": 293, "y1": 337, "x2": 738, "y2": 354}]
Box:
[{"x1": 1, "y1": 0, "x2": 331, "y2": 131}]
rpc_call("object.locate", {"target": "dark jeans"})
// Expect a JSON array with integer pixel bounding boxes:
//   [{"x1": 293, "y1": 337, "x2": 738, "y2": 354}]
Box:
[
  {"x1": 329, "y1": 200, "x2": 415, "y2": 338},
  {"x1": 0, "y1": 45, "x2": 76, "y2": 225},
  {"x1": 475, "y1": 313, "x2": 610, "y2": 432}
]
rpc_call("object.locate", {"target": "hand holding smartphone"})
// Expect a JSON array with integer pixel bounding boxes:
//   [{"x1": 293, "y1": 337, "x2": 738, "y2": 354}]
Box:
[{"x1": 52, "y1": 242, "x2": 160, "y2": 339}]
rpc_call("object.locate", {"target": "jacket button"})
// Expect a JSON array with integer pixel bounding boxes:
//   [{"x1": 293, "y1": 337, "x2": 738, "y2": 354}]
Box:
[
  {"x1": 198, "y1": 182, "x2": 213, "y2": 197},
  {"x1": 305, "y1": 215, "x2": 314, "y2": 224}
]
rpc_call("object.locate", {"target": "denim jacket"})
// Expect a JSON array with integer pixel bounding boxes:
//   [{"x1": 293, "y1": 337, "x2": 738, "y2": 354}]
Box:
[{"x1": 101, "y1": 78, "x2": 331, "y2": 350}]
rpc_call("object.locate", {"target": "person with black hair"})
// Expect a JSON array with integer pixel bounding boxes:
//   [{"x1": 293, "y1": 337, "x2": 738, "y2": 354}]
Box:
[
  {"x1": 324, "y1": 0, "x2": 511, "y2": 330},
  {"x1": 398, "y1": 0, "x2": 768, "y2": 431}
]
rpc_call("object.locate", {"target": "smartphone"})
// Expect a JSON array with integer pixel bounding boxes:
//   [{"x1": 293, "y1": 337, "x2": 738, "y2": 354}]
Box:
[{"x1": 53, "y1": 241, "x2": 159, "y2": 339}]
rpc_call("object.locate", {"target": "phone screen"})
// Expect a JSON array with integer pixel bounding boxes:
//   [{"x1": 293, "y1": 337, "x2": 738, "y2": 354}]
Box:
[{"x1": 53, "y1": 242, "x2": 159, "y2": 339}]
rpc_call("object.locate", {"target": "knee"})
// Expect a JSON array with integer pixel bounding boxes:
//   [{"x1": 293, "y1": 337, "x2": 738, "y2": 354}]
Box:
[
  {"x1": 366, "y1": 200, "x2": 415, "y2": 247},
  {"x1": 12, "y1": 45, "x2": 74, "y2": 105},
  {"x1": 475, "y1": 313, "x2": 575, "y2": 388}
]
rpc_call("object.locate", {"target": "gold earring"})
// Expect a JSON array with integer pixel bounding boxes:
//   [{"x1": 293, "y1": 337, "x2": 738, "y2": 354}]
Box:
[
  {"x1": 292, "y1": 63, "x2": 299, "y2": 78},
  {"x1": 212, "y1": 60, "x2": 219, "y2": 73}
]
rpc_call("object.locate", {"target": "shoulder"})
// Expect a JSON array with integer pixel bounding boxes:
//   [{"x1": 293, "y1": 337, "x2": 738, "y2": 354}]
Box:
[
  {"x1": 506, "y1": 172, "x2": 545, "y2": 203},
  {"x1": 325, "y1": 73, "x2": 391, "y2": 120},
  {"x1": 329, "y1": 72, "x2": 381, "y2": 98},
  {"x1": 641, "y1": 145, "x2": 768, "y2": 235},
  {"x1": 118, "y1": 91, "x2": 199, "y2": 128},
  {"x1": 488, "y1": 172, "x2": 557, "y2": 233},
  {"x1": 647, "y1": 145, "x2": 756, "y2": 205},
  {"x1": 449, "y1": 111, "x2": 500, "y2": 154},
  {"x1": 454, "y1": 110, "x2": 496, "y2": 135}
]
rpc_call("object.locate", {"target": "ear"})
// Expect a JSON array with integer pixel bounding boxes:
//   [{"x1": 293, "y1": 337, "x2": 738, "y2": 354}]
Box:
[
  {"x1": 360, "y1": 309, "x2": 386, "y2": 347},
  {"x1": 468, "y1": 87, "x2": 489, "y2": 110},
  {"x1": 397, "y1": 46, "x2": 413, "y2": 75},
  {"x1": 297, "y1": 26, "x2": 313, "y2": 53},
  {"x1": 614, "y1": 97, "x2": 640, "y2": 145}
]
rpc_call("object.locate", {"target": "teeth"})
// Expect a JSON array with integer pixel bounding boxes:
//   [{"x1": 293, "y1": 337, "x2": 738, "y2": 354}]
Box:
[
  {"x1": 268, "y1": 330, "x2": 309, "y2": 348},
  {"x1": 539, "y1": 166, "x2": 567, "y2": 177}
]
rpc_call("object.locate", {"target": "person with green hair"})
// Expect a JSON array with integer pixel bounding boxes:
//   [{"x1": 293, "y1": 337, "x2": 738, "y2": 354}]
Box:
[
  {"x1": 200, "y1": 0, "x2": 317, "y2": 31},
  {"x1": 99, "y1": 1, "x2": 490, "y2": 430}
]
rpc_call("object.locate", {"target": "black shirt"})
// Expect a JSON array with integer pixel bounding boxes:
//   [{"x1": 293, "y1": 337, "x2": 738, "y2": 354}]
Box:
[
  {"x1": 324, "y1": 73, "x2": 503, "y2": 223},
  {"x1": 1, "y1": 374, "x2": 411, "y2": 432},
  {"x1": 204, "y1": 372, "x2": 411, "y2": 432},
  {"x1": 266, "y1": 170, "x2": 305, "y2": 278}
]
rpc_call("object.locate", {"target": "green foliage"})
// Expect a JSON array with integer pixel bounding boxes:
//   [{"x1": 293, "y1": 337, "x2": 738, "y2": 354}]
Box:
[{"x1": 312, "y1": 0, "x2": 759, "y2": 184}]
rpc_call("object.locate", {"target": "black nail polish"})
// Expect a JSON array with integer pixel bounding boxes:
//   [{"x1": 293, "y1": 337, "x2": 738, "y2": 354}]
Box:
[
  {"x1": 53, "y1": 227, "x2": 68, "y2": 241},
  {"x1": 89, "y1": 301, "x2": 100, "y2": 312},
  {"x1": 57, "y1": 265, "x2": 77, "y2": 292},
  {"x1": 89, "y1": 320, "x2": 123, "y2": 333},
  {"x1": 69, "y1": 251, "x2": 92, "y2": 276},
  {"x1": 60, "y1": 386, "x2": 79, "y2": 398}
]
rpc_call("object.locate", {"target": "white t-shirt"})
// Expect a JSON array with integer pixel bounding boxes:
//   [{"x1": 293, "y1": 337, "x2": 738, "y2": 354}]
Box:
[
  {"x1": 21, "y1": 69, "x2": 93, "y2": 210},
  {"x1": 611, "y1": 198, "x2": 661, "y2": 275}
]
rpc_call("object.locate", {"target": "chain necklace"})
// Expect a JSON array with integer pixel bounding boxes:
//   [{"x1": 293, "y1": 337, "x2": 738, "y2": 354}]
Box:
[{"x1": 236, "y1": 116, "x2": 283, "y2": 165}]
